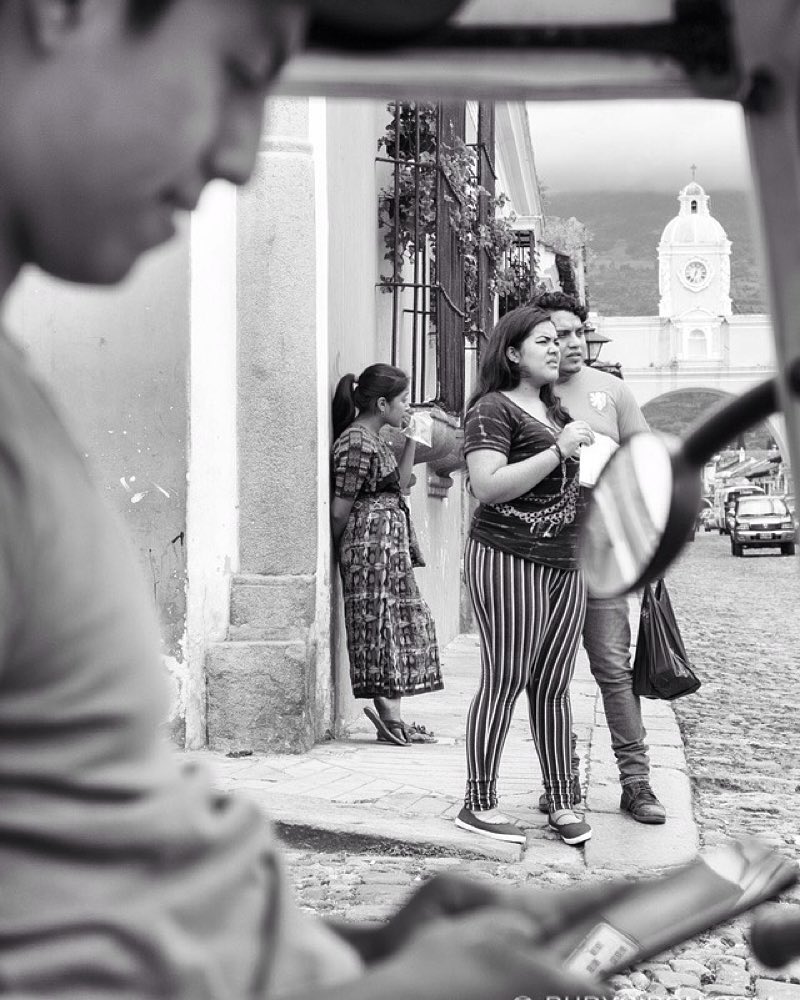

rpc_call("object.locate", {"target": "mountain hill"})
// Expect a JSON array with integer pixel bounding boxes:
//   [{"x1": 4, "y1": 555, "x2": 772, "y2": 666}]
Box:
[{"x1": 543, "y1": 189, "x2": 767, "y2": 316}]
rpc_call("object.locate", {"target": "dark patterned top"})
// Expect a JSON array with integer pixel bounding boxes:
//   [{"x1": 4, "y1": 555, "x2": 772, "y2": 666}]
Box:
[
  {"x1": 463, "y1": 392, "x2": 581, "y2": 570},
  {"x1": 332, "y1": 424, "x2": 400, "y2": 499}
]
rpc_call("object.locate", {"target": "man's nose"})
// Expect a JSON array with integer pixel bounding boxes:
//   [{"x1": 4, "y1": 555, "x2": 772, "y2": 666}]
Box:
[{"x1": 206, "y1": 99, "x2": 265, "y2": 188}]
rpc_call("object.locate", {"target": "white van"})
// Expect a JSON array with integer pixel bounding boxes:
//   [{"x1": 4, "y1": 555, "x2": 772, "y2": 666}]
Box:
[{"x1": 713, "y1": 482, "x2": 766, "y2": 535}]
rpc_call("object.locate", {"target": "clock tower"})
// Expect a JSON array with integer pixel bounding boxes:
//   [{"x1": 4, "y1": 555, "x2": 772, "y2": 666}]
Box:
[{"x1": 658, "y1": 177, "x2": 732, "y2": 362}]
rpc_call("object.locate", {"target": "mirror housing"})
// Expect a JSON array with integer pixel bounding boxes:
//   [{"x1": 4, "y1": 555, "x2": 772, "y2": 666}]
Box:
[
  {"x1": 580, "y1": 375, "x2": 789, "y2": 597},
  {"x1": 581, "y1": 433, "x2": 701, "y2": 598}
]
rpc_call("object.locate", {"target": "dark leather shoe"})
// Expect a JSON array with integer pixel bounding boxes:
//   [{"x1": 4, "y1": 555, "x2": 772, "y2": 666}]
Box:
[
  {"x1": 538, "y1": 775, "x2": 582, "y2": 814},
  {"x1": 620, "y1": 782, "x2": 666, "y2": 824}
]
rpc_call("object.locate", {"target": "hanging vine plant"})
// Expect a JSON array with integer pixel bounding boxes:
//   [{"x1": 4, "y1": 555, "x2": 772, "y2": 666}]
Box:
[{"x1": 378, "y1": 102, "x2": 538, "y2": 341}]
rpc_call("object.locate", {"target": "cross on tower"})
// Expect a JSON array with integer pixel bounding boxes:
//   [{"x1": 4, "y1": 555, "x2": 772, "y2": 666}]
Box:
[{"x1": 691, "y1": 163, "x2": 697, "y2": 180}]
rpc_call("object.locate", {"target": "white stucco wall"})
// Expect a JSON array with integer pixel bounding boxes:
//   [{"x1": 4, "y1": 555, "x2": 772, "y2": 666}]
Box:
[
  {"x1": 727, "y1": 315, "x2": 776, "y2": 369},
  {"x1": 310, "y1": 97, "x2": 334, "y2": 737},
  {"x1": 597, "y1": 313, "x2": 776, "y2": 374},
  {"x1": 593, "y1": 312, "x2": 778, "y2": 408},
  {"x1": 4, "y1": 236, "x2": 191, "y2": 741},
  {"x1": 325, "y1": 99, "x2": 466, "y2": 728},
  {"x1": 186, "y1": 181, "x2": 240, "y2": 748}
]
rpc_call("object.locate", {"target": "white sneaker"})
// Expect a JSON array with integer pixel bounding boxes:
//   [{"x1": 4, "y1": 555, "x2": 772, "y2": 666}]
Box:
[{"x1": 548, "y1": 809, "x2": 592, "y2": 846}]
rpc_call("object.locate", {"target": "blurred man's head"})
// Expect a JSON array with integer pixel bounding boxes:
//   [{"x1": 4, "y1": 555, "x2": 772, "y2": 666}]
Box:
[
  {"x1": 529, "y1": 290, "x2": 588, "y2": 379},
  {"x1": 0, "y1": 0, "x2": 464, "y2": 290},
  {"x1": 0, "y1": 0, "x2": 308, "y2": 286}
]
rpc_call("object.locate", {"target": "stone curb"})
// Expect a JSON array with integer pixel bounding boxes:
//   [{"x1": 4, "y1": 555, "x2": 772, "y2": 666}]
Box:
[{"x1": 185, "y1": 626, "x2": 700, "y2": 873}]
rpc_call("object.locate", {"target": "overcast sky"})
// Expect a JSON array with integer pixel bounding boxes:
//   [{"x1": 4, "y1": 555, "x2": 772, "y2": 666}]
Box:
[{"x1": 527, "y1": 99, "x2": 753, "y2": 194}]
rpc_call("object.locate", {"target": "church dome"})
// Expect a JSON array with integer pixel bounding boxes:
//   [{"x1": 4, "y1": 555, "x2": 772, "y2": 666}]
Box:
[{"x1": 660, "y1": 179, "x2": 728, "y2": 246}]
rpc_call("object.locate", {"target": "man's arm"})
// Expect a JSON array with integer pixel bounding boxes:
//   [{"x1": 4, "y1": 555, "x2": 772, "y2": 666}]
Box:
[{"x1": 287, "y1": 875, "x2": 630, "y2": 1000}]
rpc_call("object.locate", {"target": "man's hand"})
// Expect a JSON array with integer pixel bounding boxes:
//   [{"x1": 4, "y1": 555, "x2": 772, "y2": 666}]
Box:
[
  {"x1": 320, "y1": 874, "x2": 630, "y2": 1000},
  {"x1": 375, "y1": 903, "x2": 613, "y2": 1000},
  {"x1": 339, "y1": 870, "x2": 628, "y2": 962}
]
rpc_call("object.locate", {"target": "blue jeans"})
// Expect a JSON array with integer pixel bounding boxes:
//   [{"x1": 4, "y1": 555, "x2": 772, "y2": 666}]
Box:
[{"x1": 573, "y1": 595, "x2": 650, "y2": 786}]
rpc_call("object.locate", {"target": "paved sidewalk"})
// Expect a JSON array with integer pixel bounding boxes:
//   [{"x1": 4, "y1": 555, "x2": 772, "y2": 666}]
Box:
[{"x1": 185, "y1": 624, "x2": 699, "y2": 874}]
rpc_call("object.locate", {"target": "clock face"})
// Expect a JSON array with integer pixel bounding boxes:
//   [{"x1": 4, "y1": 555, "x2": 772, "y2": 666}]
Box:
[{"x1": 684, "y1": 259, "x2": 709, "y2": 287}]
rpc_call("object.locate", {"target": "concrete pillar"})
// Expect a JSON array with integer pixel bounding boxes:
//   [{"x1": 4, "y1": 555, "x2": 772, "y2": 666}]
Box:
[{"x1": 206, "y1": 99, "x2": 324, "y2": 753}]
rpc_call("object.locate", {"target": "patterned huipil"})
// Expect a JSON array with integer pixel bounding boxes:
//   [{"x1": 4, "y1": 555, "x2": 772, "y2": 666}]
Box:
[{"x1": 332, "y1": 424, "x2": 442, "y2": 698}]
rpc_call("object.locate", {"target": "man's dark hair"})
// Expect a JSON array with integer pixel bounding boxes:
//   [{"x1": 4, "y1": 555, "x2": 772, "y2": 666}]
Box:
[
  {"x1": 529, "y1": 290, "x2": 588, "y2": 323},
  {"x1": 127, "y1": 0, "x2": 175, "y2": 29},
  {"x1": 56, "y1": 0, "x2": 174, "y2": 30}
]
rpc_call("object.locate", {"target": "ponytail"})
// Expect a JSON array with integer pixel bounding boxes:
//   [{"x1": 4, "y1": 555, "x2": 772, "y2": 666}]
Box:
[{"x1": 332, "y1": 373, "x2": 358, "y2": 439}]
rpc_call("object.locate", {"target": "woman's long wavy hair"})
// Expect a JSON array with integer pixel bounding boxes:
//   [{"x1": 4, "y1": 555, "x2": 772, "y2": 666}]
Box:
[
  {"x1": 466, "y1": 305, "x2": 572, "y2": 428},
  {"x1": 332, "y1": 363, "x2": 409, "y2": 440}
]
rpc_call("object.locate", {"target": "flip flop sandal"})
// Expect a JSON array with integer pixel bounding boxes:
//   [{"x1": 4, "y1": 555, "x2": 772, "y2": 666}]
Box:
[
  {"x1": 363, "y1": 707, "x2": 408, "y2": 746},
  {"x1": 400, "y1": 721, "x2": 437, "y2": 744}
]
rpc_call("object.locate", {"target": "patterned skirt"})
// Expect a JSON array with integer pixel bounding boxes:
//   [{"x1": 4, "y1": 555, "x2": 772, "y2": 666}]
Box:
[{"x1": 339, "y1": 494, "x2": 443, "y2": 698}]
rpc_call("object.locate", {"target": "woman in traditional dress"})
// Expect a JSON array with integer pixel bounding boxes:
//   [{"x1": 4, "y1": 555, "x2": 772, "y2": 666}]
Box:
[{"x1": 331, "y1": 364, "x2": 441, "y2": 746}]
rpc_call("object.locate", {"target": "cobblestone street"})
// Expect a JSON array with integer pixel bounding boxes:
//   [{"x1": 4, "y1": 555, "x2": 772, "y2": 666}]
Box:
[
  {"x1": 669, "y1": 532, "x2": 800, "y2": 854},
  {"x1": 282, "y1": 532, "x2": 800, "y2": 999}
]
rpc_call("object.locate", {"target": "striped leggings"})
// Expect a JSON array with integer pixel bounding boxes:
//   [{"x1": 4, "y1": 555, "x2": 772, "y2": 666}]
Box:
[{"x1": 463, "y1": 537, "x2": 587, "y2": 813}]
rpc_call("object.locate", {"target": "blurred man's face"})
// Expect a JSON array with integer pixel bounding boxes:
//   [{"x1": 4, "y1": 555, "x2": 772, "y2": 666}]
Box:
[
  {"x1": 551, "y1": 309, "x2": 586, "y2": 378},
  {"x1": 1, "y1": 0, "x2": 305, "y2": 284}
]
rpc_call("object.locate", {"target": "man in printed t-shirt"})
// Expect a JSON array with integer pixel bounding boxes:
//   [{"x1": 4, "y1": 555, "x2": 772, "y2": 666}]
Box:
[{"x1": 531, "y1": 291, "x2": 667, "y2": 825}]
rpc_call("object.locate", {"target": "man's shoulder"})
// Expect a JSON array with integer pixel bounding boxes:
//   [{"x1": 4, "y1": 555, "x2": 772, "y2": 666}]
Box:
[{"x1": 573, "y1": 364, "x2": 629, "y2": 395}]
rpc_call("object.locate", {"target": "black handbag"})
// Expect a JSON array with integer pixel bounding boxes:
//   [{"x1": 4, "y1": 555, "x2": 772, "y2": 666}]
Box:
[{"x1": 633, "y1": 579, "x2": 700, "y2": 700}]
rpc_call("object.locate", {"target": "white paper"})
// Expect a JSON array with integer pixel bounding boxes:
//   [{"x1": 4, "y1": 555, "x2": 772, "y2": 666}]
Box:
[{"x1": 579, "y1": 432, "x2": 619, "y2": 487}]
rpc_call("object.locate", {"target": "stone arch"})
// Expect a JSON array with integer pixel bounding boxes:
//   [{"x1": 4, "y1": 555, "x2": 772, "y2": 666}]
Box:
[{"x1": 641, "y1": 387, "x2": 788, "y2": 461}]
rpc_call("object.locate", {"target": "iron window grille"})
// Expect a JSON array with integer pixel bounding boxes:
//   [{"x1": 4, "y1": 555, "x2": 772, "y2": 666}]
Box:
[
  {"x1": 377, "y1": 101, "x2": 497, "y2": 416},
  {"x1": 498, "y1": 228, "x2": 538, "y2": 319}
]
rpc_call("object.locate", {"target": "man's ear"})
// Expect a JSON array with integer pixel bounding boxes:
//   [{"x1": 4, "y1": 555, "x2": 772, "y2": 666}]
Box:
[
  {"x1": 22, "y1": 0, "x2": 114, "y2": 53},
  {"x1": 22, "y1": 0, "x2": 79, "y2": 52}
]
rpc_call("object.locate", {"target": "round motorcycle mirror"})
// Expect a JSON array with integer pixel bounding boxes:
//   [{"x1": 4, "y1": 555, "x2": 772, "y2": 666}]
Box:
[
  {"x1": 581, "y1": 433, "x2": 701, "y2": 599},
  {"x1": 580, "y1": 376, "x2": 782, "y2": 598}
]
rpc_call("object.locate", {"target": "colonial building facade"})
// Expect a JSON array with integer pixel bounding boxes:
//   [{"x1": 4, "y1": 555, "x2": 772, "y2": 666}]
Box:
[
  {"x1": 593, "y1": 179, "x2": 785, "y2": 455},
  {"x1": 6, "y1": 98, "x2": 572, "y2": 753}
]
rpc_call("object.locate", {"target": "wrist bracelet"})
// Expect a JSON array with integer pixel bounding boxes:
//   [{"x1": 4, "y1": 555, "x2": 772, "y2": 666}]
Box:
[{"x1": 550, "y1": 442, "x2": 565, "y2": 463}]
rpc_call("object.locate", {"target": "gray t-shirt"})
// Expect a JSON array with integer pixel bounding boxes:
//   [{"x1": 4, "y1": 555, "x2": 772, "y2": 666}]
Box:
[
  {"x1": 0, "y1": 333, "x2": 361, "y2": 998},
  {"x1": 555, "y1": 364, "x2": 649, "y2": 444}
]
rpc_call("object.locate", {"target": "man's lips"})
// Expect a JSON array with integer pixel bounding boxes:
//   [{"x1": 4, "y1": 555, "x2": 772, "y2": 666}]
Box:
[
  {"x1": 165, "y1": 196, "x2": 200, "y2": 213},
  {"x1": 161, "y1": 187, "x2": 203, "y2": 213}
]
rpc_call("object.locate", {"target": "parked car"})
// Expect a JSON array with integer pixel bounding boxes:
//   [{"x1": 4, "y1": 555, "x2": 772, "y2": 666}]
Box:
[
  {"x1": 729, "y1": 496, "x2": 797, "y2": 557},
  {"x1": 699, "y1": 509, "x2": 716, "y2": 532},
  {"x1": 715, "y1": 484, "x2": 766, "y2": 536}
]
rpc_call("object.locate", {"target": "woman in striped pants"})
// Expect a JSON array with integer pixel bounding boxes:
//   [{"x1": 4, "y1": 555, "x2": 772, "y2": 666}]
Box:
[{"x1": 455, "y1": 306, "x2": 595, "y2": 847}]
